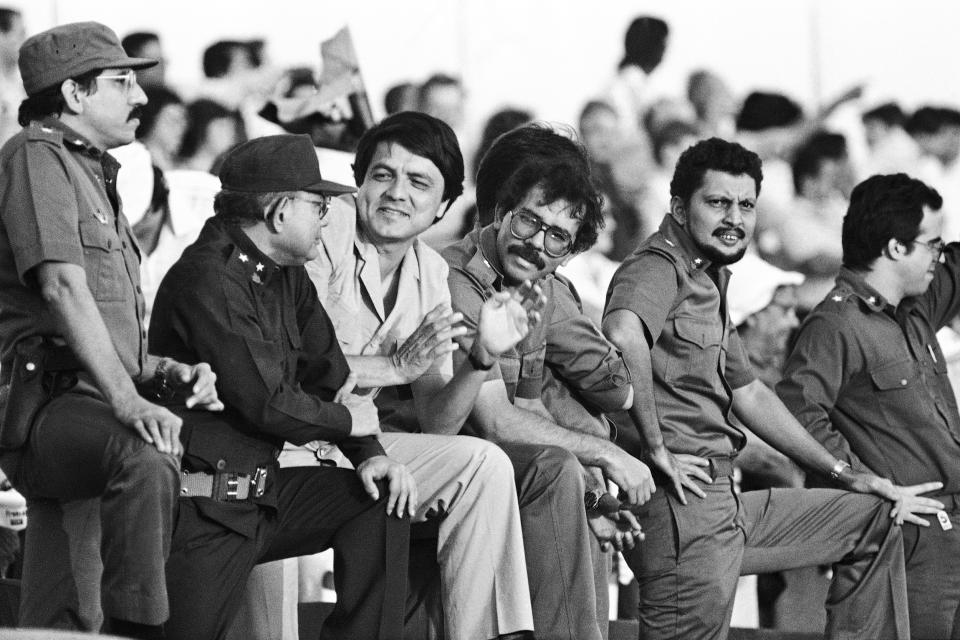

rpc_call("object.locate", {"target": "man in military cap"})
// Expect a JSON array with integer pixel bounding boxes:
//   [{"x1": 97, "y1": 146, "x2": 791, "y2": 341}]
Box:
[
  {"x1": 0, "y1": 21, "x2": 221, "y2": 638},
  {"x1": 149, "y1": 133, "x2": 413, "y2": 640}
]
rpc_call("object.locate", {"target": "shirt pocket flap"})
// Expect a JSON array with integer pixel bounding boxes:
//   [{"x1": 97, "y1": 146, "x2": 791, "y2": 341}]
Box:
[
  {"x1": 673, "y1": 315, "x2": 721, "y2": 348},
  {"x1": 78, "y1": 220, "x2": 114, "y2": 251},
  {"x1": 870, "y1": 360, "x2": 919, "y2": 390}
]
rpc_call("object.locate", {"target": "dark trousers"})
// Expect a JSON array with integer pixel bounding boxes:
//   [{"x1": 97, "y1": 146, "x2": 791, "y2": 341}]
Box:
[
  {"x1": 11, "y1": 392, "x2": 178, "y2": 627},
  {"x1": 165, "y1": 466, "x2": 410, "y2": 640},
  {"x1": 902, "y1": 505, "x2": 960, "y2": 639},
  {"x1": 626, "y1": 480, "x2": 909, "y2": 640},
  {"x1": 499, "y1": 442, "x2": 605, "y2": 640}
]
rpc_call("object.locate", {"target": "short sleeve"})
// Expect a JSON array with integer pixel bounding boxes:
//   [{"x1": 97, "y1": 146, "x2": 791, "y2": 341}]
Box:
[
  {"x1": 0, "y1": 140, "x2": 83, "y2": 282},
  {"x1": 604, "y1": 252, "x2": 679, "y2": 344},
  {"x1": 723, "y1": 324, "x2": 756, "y2": 389}
]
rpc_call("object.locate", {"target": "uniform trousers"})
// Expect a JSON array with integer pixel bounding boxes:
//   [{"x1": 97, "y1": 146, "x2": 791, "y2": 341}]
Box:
[
  {"x1": 165, "y1": 465, "x2": 410, "y2": 640},
  {"x1": 625, "y1": 479, "x2": 909, "y2": 640},
  {"x1": 11, "y1": 391, "x2": 178, "y2": 627},
  {"x1": 498, "y1": 442, "x2": 606, "y2": 640},
  {"x1": 241, "y1": 432, "x2": 533, "y2": 640},
  {"x1": 901, "y1": 500, "x2": 960, "y2": 639}
]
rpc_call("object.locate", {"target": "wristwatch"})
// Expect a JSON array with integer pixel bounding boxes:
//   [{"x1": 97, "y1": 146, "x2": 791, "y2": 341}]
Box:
[
  {"x1": 830, "y1": 459, "x2": 851, "y2": 481},
  {"x1": 584, "y1": 489, "x2": 604, "y2": 511},
  {"x1": 467, "y1": 344, "x2": 495, "y2": 371}
]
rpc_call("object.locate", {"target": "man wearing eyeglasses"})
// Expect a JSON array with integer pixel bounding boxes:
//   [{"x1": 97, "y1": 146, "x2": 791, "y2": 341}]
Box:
[
  {"x1": 442, "y1": 123, "x2": 653, "y2": 640},
  {"x1": 148, "y1": 134, "x2": 413, "y2": 639},
  {"x1": 0, "y1": 21, "x2": 224, "y2": 638},
  {"x1": 778, "y1": 173, "x2": 960, "y2": 639}
]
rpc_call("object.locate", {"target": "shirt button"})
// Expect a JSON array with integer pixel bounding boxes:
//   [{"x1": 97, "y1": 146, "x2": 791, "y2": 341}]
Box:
[
  {"x1": 216, "y1": 459, "x2": 227, "y2": 470},
  {"x1": 122, "y1": 241, "x2": 128, "y2": 249},
  {"x1": 900, "y1": 379, "x2": 908, "y2": 386},
  {"x1": 136, "y1": 285, "x2": 142, "y2": 293},
  {"x1": 107, "y1": 239, "x2": 112, "y2": 249}
]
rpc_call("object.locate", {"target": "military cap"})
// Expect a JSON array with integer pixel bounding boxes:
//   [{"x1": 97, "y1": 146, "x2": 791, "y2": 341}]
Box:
[
  {"x1": 19, "y1": 21, "x2": 157, "y2": 96},
  {"x1": 218, "y1": 134, "x2": 356, "y2": 196}
]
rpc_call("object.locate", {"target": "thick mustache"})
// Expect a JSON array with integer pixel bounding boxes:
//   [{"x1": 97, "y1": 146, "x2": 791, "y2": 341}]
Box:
[
  {"x1": 713, "y1": 226, "x2": 745, "y2": 239},
  {"x1": 508, "y1": 244, "x2": 546, "y2": 269},
  {"x1": 128, "y1": 107, "x2": 144, "y2": 122}
]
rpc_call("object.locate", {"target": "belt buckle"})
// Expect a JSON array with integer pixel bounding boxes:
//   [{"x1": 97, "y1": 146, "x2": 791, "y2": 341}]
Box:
[
  {"x1": 252, "y1": 467, "x2": 267, "y2": 498},
  {"x1": 223, "y1": 472, "x2": 241, "y2": 500}
]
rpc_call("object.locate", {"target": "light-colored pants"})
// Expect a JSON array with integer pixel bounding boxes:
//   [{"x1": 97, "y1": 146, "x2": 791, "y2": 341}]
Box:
[{"x1": 238, "y1": 432, "x2": 533, "y2": 640}]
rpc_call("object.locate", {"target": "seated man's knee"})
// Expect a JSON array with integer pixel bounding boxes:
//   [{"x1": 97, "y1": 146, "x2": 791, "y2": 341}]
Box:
[{"x1": 518, "y1": 445, "x2": 584, "y2": 500}]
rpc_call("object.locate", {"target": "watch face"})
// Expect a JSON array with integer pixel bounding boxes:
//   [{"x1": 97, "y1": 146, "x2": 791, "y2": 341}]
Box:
[{"x1": 584, "y1": 490, "x2": 601, "y2": 510}]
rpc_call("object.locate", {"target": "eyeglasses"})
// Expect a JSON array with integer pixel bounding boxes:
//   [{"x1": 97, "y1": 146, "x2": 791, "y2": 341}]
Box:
[
  {"x1": 910, "y1": 238, "x2": 946, "y2": 262},
  {"x1": 96, "y1": 69, "x2": 139, "y2": 93},
  {"x1": 288, "y1": 194, "x2": 332, "y2": 219},
  {"x1": 508, "y1": 210, "x2": 574, "y2": 258}
]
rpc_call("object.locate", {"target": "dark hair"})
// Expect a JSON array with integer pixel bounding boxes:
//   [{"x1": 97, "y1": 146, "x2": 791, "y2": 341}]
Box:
[
  {"x1": 213, "y1": 189, "x2": 293, "y2": 227},
  {"x1": 621, "y1": 16, "x2": 669, "y2": 72},
  {"x1": 384, "y1": 82, "x2": 416, "y2": 115},
  {"x1": 905, "y1": 106, "x2": 960, "y2": 136},
  {"x1": 17, "y1": 69, "x2": 100, "y2": 127},
  {"x1": 791, "y1": 131, "x2": 848, "y2": 194},
  {"x1": 652, "y1": 119, "x2": 699, "y2": 165},
  {"x1": 137, "y1": 86, "x2": 183, "y2": 139},
  {"x1": 842, "y1": 174, "x2": 942, "y2": 271},
  {"x1": 202, "y1": 40, "x2": 248, "y2": 78},
  {"x1": 862, "y1": 102, "x2": 905, "y2": 128},
  {"x1": 121, "y1": 31, "x2": 158, "y2": 57},
  {"x1": 670, "y1": 137, "x2": 763, "y2": 204},
  {"x1": 0, "y1": 8, "x2": 20, "y2": 34},
  {"x1": 417, "y1": 73, "x2": 461, "y2": 110},
  {"x1": 472, "y1": 107, "x2": 533, "y2": 181},
  {"x1": 179, "y1": 99, "x2": 246, "y2": 160},
  {"x1": 476, "y1": 123, "x2": 604, "y2": 254},
  {"x1": 736, "y1": 92, "x2": 803, "y2": 132},
  {"x1": 352, "y1": 111, "x2": 464, "y2": 215}
]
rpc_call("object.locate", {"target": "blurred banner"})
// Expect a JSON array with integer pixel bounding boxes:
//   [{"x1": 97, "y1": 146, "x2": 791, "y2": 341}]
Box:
[{"x1": 258, "y1": 25, "x2": 374, "y2": 151}]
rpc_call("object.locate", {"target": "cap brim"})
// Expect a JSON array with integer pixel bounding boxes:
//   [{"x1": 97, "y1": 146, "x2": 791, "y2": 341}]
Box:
[
  {"x1": 116, "y1": 56, "x2": 159, "y2": 71},
  {"x1": 302, "y1": 179, "x2": 356, "y2": 195}
]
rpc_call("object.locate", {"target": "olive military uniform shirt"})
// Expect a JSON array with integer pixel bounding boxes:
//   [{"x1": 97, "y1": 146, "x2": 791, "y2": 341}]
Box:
[
  {"x1": 604, "y1": 215, "x2": 755, "y2": 458},
  {"x1": 778, "y1": 252, "x2": 960, "y2": 492},
  {"x1": 0, "y1": 118, "x2": 147, "y2": 383}
]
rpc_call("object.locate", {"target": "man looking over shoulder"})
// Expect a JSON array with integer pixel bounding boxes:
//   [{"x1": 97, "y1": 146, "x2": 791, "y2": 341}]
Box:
[
  {"x1": 602, "y1": 137, "x2": 943, "y2": 640},
  {"x1": 779, "y1": 173, "x2": 960, "y2": 639},
  {"x1": 0, "y1": 22, "x2": 221, "y2": 639}
]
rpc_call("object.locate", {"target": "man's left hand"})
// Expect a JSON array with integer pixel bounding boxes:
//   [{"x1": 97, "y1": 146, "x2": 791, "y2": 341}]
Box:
[
  {"x1": 356, "y1": 455, "x2": 419, "y2": 518},
  {"x1": 167, "y1": 361, "x2": 224, "y2": 411},
  {"x1": 476, "y1": 281, "x2": 545, "y2": 357}
]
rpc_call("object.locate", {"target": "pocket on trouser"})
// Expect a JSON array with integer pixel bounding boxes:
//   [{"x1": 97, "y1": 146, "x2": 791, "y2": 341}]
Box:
[{"x1": 627, "y1": 493, "x2": 680, "y2": 576}]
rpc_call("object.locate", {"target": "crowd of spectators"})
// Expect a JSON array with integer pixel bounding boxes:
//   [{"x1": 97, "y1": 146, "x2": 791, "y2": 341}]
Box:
[{"x1": 1, "y1": 7, "x2": 960, "y2": 640}]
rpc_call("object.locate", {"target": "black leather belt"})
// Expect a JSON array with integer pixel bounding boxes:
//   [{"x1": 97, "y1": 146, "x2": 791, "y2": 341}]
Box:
[{"x1": 179, "y1": 467, "x2": 268, "y2": 502}]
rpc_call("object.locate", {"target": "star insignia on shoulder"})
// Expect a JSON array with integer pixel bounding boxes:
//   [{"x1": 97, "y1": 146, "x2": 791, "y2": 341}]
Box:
[
  {"x1": 256, "y1": 263, "x2": 264, "y2": 272},
  {"x1": 831, "y1": 295, "x2": 843, "y2": 302},
  {"x1": 239, "y1": 253, "x2": 249, "y2": 263}
]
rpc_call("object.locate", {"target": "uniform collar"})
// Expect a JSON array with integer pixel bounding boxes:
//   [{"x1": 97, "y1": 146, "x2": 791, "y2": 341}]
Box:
[
  {"x1": 835, "y1": 267, "x2": 889, "y2": 312},
  {"x1": 659, "y1": 214, "x2": 715, "y2": 274},
  {"x1": 353, "y1": 226, "x2": 423, "y2": 321},
  {"x1": 463, "y1": 224, "x2": 507, "y2": 290},
  {"x1": 37, "y1": 117, "x2": 120, "y2": 173},
  {"x1": 221, "y1": 220, "x2": 282, "y2": 287}
]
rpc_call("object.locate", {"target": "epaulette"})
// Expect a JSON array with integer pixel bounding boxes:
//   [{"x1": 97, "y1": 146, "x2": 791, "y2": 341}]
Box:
[{"x1": 25, "y1": 122, "x2": 64, "y2": 144}]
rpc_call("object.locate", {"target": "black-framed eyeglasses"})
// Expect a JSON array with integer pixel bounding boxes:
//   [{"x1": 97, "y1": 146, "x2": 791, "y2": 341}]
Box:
[
  {"x1": 96, "y1": 69, "x2": 139, "y2": 93},
  {"x1": 288, "y1": 194, "x2": 332, "y2": 219},
  {"x1": 910, "y1": 238, "x2": 946, "y2": 262},
  {"x1": 508, "y1": 210, "x2": 574, "y2": 258}
]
